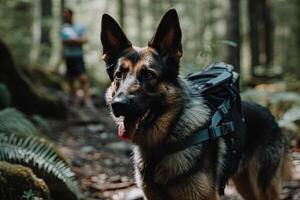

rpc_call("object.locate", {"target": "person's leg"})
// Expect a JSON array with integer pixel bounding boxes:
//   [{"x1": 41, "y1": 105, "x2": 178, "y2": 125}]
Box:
[
  {"x1": 76, "y1": 56, "x2": 93, "y2": 106},
  {"x1": 68, "y1": 77, "x2": 77, "y2": 104},
  {"x1": 65, "y1": 57, "x2": 78, "y2": 105},
  {"x1": 79, "y1": 74, "x2": 92, "y2": 105}
]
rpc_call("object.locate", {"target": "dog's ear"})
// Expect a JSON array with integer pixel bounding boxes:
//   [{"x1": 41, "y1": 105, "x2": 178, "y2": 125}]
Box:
[
  {"x1": 101, "y1": 14, "x2": 132, "y2": 64},
  {"x1": 148, "y1": 9, "x2": 182, "y2": 64}
]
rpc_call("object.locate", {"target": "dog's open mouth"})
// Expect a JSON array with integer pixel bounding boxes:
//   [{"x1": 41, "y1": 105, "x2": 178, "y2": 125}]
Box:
[{"x1": 117, "y1": 109, "x2": 151, "y2": 140}]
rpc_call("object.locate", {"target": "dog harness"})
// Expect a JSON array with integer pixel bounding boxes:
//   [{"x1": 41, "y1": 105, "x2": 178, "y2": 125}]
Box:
[
  {"x1": 185, "y1": 63, "x2": 246, "y2": 195},
  {"x1": 155, "y1": 63, "x2": 246, "y2": 195},
  {"x1": 106, "y1": 61, "x2": 246, "y2": 198},
  {"x1": 185, "y1": 63, "x2": 242, "y2": 146},
  {"x1": 141, "y1": 63, "x2": 246, "y2": 198}
]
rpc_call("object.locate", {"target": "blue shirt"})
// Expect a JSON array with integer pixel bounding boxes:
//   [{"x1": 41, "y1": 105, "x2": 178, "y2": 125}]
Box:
[{"x1": 61, "y1": 23, "x2": 86, "y2": 58}]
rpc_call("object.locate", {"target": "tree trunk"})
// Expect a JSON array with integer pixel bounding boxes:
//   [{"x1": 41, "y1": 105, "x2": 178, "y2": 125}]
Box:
[
  {"x1": 30, "y1": 0, "x2": 41, "y2": 63},
  {"x1": 136, "y1": 0, "x2": 142, "y2": 45},
  {"x1": 226, "y1": 0, "x2": 240, "y2": 72},
  {"x1": 0, "y1": 40, "x2": 67, "y2": 118},
  {"x1": 118, "y1": 0, "x2": 125, "y2": 28},
  {"x1": 49, "y1": 0, "x2": 63, "y2": 68},
  {"x1": 151, "y1": 0, "x2": 163, "y2": 27},
  {"x1": 207, "y1": 0, "x2": 218, "y2": 59},
  {"x1": 248, "y1": 0, "x2": 260, "y2": 71},
  {"x1": 61, "y1": 0, "x2": 65, "y2": 9},
  {"x1": 248, "y1": 0, "x2": 274, "y2": 75},
  {"x1": 297, "y1": 0, "x2": 300, "y2": 48},
  {"x1": 262, "y1": 0, "x2": 274, "y2": 66},
  {"x1": 41, "y1": 0, "x2": 52, "y2": 45},
  {"x1": 296, "y1": 0, "x2": 300, "y2": 69}
]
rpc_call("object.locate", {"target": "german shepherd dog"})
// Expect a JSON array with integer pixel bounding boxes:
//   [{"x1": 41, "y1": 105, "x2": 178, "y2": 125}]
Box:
[{"x1": 100, "y1": 9, "x2": 291, "y2": 200}]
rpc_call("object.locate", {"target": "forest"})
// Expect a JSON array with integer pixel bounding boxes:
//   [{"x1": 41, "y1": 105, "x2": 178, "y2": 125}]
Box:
[{"x1": 0, "y1": 0, "x2": 299, "y2": 199}]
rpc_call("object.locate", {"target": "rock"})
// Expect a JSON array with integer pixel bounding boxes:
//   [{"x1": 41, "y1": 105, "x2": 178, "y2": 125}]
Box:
[
  {"x1": 72, "y1": 157, "x2": 84, "y2": 167},
  {"x1": 99, "y1": 132, "x2": 115, "y2": 140},
  {"x1": 279, "y1": 107, "x2": 300, "y2": 132},
  {"x1": 242, "y1": 89, "x2": 300, "y2": 118},
  {"x1": 86, "y1": 124, "x2": 105, "y2": 134},
  {"x1": 125, "y1": 187, "x2": 144, "y2": 200},
  {"x1": 99, "y1": 132, "x2": 108, "y2": 140},
  {"x1": 103, "y1": 158, "x2": 113, "y2": 166},
  {"x1": 241, "y1": 89, "x2": 270, "y2": 106},
  {"x1": 270, "y1": 92, "x2": 300, "y2": 106},
  {"x1": 106, "y1": 141, "x2": 133, "y2": 153},
  {"x1": 110, "y1": 175, "x2": 122, "y2": 183},
  {"x1": 80, "y1": 145, "x2": 96, "y2": 154}
]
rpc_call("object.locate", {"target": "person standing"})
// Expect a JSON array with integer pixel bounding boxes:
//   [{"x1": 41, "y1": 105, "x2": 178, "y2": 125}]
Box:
[{"x1": 61, "y1": 8, "x2": 91, "y2": 106}]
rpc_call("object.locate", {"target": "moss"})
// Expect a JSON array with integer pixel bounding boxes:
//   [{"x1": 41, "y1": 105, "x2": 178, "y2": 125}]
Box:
[
  {"x1": 0, "y1": 134, "x2": 80, "y2": 200},
  {"x1": 24, "y1": 68, "x2": 66, "y2": 91},
  {"x1": 0, "y1": 161, "x2": 50, "y2": 200},
  {"x1": 0, "y1": 40, "x2": 67, "y2": 119}
]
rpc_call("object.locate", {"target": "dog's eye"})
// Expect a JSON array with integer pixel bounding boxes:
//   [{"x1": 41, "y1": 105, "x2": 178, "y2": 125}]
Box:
[
  {"x1": 140, "y1": 70, "x2": 156, "y2": 81},
  {"x1": 114, "y1": 71, "x2": 122, "y2": 80}
]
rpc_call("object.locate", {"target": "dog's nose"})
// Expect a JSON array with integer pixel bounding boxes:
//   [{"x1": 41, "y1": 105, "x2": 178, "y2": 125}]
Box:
[{"x1": 111, "y1": 94, "x2": 131, "y2": 117}]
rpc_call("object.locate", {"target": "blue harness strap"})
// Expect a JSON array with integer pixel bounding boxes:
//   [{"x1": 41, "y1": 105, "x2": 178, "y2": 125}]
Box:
[
  {"x1": 184, "y1": 121, "x2": 235, "y2": 147},
  {"x1": 184, "y1": 64, "x2": 242, "y2": 196},
  {"x1": 211, "y1": 99, "x2": 231, "y2": 125},
  {"x1": 184, "y1": 98, "x2": 234, "y2": 147},
  {"x1": 203, "y1": 71, "x2": 232, "y2": 89}
]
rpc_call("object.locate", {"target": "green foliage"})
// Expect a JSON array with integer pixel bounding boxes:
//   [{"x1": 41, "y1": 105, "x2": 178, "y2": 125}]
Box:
[
  {"x1": 24, "y1": 68, "x2": 66, "y2": 91},
  {"x1": 279, "y1": 106, "x2": 300, "y2": 146},
  {"x1": 0, "y1": 0, "x2": 33, "y2": 65},
  {"x1": 242, "y1": 85, "x2": 300, "y2": 147},
  {"x1": 0, "y1": 133, "x2": 80, "y2": 199},
  {"x1": 0, "y1": 108, "x2": 38, "y2": 136},
  {"x1": 274, "y1": 0, "x2": 300, "y2": 76},
  {"x1": 22, "y1": 189, "x2": 41, "y2": 200},
  {"x1": 279, "y1": 107, "x2": 300, "y2": 133},
  {"x1": 0, "y1": 108, "x2": 79, "y2": 199},
  {"x1": 31, "y1": 115, "x2": 52, "y2": 135},
  {"x1": 0, "y1": 161, "x2": 50, "y2": 200},
  {"x1": 22, "y1": 189, "x2": 34, "y2": 200},
  {"x1": 0, "y1": 83, "x2": 11, "y2": 109}
]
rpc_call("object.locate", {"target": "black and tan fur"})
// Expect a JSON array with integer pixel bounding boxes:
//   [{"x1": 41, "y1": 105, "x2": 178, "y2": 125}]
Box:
[{"x1": 100, "y1": 9, "x2": 291, "y2": 200}]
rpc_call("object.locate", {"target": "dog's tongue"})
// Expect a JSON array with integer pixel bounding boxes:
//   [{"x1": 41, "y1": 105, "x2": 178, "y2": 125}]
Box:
[{"x1": 118, "y1": 117, "x2": 139, "y2": 140}]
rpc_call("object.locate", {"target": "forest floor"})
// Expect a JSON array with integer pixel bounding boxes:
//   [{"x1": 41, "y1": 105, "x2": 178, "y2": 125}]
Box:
[{"x1": 48, "y1": 104, "x2": 300, "y2": 200}]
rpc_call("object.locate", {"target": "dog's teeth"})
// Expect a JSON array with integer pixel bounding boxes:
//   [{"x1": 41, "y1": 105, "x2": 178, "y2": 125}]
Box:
[{"x1": 135, "y1": 122, "x2": 139, "y2": 129}]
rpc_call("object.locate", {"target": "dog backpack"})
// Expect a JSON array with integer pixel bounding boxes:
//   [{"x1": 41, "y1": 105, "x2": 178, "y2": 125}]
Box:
[{"x1": 185, "y1": 62, "x2": 246, "y2": 194}]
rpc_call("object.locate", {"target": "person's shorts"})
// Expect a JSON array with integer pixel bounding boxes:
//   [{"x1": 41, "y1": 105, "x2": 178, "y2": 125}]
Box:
[{"x1": 65, "y1": 56, "x2": 86, "y2": 78}]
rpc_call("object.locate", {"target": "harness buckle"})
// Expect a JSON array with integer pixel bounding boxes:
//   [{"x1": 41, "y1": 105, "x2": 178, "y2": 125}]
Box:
[
  {"x1": 219, "y1": 103, "x2": 229, "y2": 116},
  {"x1": 221, "y1": 122, "x2": 234, "y2": 135}
]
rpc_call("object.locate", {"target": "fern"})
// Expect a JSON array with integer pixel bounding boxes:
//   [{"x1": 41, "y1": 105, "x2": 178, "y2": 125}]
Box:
[
  {"x1": 0, "y1": 133, "x2": 80, "y2": 199},
  {"x1": 31, "y1": 114, "x2": 52, "y2": 134},
  {"x1": 0, "y1": 108, "x2": 37, "y2": 136},
  {"x1": 22, "y1": 189, "x2": 37, "y2": 200}
]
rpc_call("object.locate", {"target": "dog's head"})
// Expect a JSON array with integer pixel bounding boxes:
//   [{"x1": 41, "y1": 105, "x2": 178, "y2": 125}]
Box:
[{"x1": 101, "y1": 9, "x2": 183, "y2": 143}]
